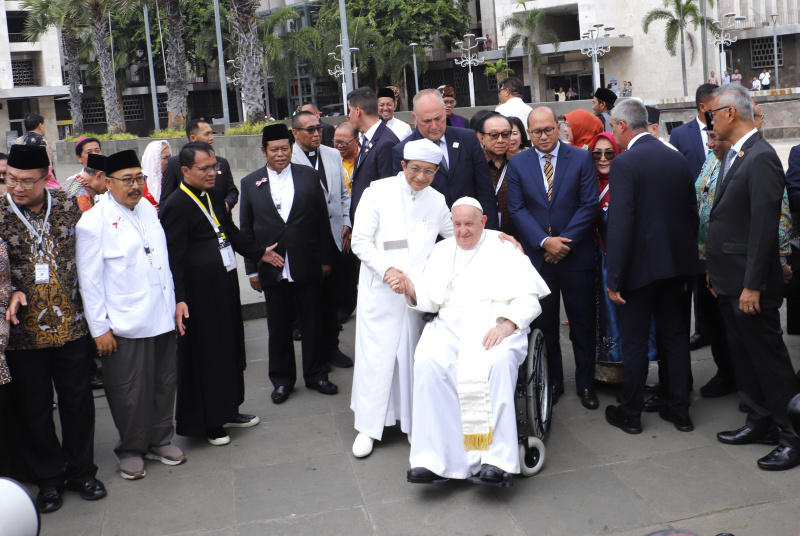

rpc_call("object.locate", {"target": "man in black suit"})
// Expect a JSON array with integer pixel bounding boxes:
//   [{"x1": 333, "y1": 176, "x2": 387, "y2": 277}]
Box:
[
  {"x1": 347, "y1": 87, "x2": 400, "y2": 222},
  {"x1": 392, "y1": 89, "x2": 499, "y2": 230},
  {"x1": 669, "y1": 83, "x2": 718, "y2": 351},
  {"x1": 159, "y1": 119, "x2": 239, "y2": 211},
  {"x1": 301, "y1": 103, "x2": 336, "y2": 148},
  {"x1": 239, "y1": 124, "x2": 338, "y2": 405},
  {"x1": 706, "y1": 84, "x2": 800, "y2": 471},
  {"x1": 604, "y1": 99, "x2": 700, "y2": 435}
]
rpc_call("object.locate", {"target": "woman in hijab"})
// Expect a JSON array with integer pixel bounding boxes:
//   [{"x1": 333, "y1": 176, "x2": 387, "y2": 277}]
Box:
[
  {"x1": 141, "y1": 140, "x2": 171, "y2": 210},
  {"x1": 562, "y1": 109, "x2": 604, "y2": 150},
  {"x1": 590, "y1": 133, "x2": 657, "y2": 384}
]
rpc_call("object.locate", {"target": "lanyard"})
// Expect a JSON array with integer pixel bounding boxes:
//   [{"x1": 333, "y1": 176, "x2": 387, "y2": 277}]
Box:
[
  {"x1": 109, "y1": 195, "x2": 154, "y2": 264},
  {"x1": 180, "y1": 183, "x2": 227, "y2": 243},
  {"x1": 6, "y1": 190, "x2": 52, "y2": 256},
  {"x1": 494, "y1": 163, "x2": 508, "y2": 195}
]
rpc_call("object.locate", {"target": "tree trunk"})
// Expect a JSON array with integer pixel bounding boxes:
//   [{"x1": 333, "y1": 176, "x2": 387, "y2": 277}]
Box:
[
  {"x1": 90, "y1": 4, "x2": 125, "y2": 134},
  {"x1": 680, "y1": 27, "x2": 688, "y2": 97},
  {"x1": 528, "y1": 53, "x2": 536, "y2": 102},
  {"x1": 165, "y1": 0, "x2": 188, "y2": 128},
  {"x1": 63, "y1": 31, "x2": 83, "y2": 135},
  {"x1": 401, "y1": 65, "x2": 409, "y2": 112},
  {"x1": 296, "y1": 55, "x2": 303, "y2": 106},
  {"x1": 232, "y1": 0, "x2": 265, "y2": 123}
]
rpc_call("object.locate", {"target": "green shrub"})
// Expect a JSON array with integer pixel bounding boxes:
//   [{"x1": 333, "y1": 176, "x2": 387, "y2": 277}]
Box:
[
  {"x1": 64, "y1": 132, "x2": 138, "y2": 141},
  {"x1": 149, "y1": 128, "x2": 186, "y2": 139},
  {"x1": 225, "y1": 121, "x2": 279, "y2": 136}
]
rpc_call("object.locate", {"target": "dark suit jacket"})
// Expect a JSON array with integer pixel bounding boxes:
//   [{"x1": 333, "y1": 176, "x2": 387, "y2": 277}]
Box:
[
  {"x1": 606, "y1": 135, "x2": 700, "y2": 292},
  {"x1": 320, "y1": 121, "x2": 336, "y2": 149},
  {"x1": 669, "y1": 118, "x2": 707, "y2": 179},
  {"x1": 707, "y1": 131, "x2": 785, "y2": 307},
  {"x1": 239, "y1": 163, "x2": 333, "y2": 286},
  {"x1": 784, "y1": 144, "x2": 800, "y2": 213},
  {"x1": 350, "y1": 120, "x2": 400, "y2": 222},
  {"x1": 392, "y1": 126, "x2": 499, "y2": 230},
  {"x1": 506, "y1": 141, "x2": 597, "y2": 270},
  {"x1": 160, "y1": 154, "x2": 239, "y2": 210}
]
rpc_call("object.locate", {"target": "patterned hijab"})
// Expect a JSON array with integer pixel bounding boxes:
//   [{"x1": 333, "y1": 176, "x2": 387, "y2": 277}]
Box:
[{"x1": 142, "y1": 140, "x2": 170, "y2": 203}]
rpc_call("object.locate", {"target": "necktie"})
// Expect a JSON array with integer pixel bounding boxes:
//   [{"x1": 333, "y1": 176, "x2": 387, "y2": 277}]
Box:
[
  {"x1": 720, "y1": 148, "x2": 736, "y2": 187},
  {"x1": 439, "y1": 140, "x2": 449, "y2": 174},
  {"x1": 544, "y1": 154, "x2": 554, "y2": 201},
  {"x1": 357, "y1": 137, "x2": 368, "y2": 167}
]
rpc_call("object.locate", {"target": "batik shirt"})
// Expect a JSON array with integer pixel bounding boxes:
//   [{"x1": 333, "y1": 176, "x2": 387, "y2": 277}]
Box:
[
  {"x1": 0, "y1": 239, "x2": 12, "y2": 384},
  {"x1": 696, "y1": 152, "x2": 791, "y2": 268},
  {"x1": 0, "y1": 190, "x2": 88, "y2": 350}
]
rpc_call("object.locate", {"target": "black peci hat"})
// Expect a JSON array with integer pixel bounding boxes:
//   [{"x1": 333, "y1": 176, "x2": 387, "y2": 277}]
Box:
[
  {"x1": 262, "y1": 123, "x2": 292, "y2": 147},
  {"x1": 86, "y1": 154, "x2": 108, "y2": 172},
  {"x1": 7, "y1": 145, "x2": 49, "y2": 170},
  {"x1": 377, "y1": 87, "x2": 396, "y2": 100},
  {"x1": 595, "y1": 87, "x2": 618, "y2": 107},
  {"x1": 645, "y1": 106, "x2": 660, "y2": 125},
  {"x1": 105, "y1": 149, "x2": 141, "y2": 176}
]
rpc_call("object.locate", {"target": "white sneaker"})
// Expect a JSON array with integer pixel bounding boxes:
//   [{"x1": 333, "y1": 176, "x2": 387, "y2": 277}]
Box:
[
  {"x1": 145, "y1": 444, "x2": 187, "y2": 466},
  {"x1": 119, "y1": 457, "x2": 146, "y2": 480},
  {"x1": 352, "y1": 433, "x2": 374, "y2": 458}
]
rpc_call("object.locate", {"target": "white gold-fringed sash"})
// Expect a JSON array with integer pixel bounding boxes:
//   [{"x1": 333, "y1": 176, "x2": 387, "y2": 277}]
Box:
[{"x1": 456, "y1": 302, "x2": 494, "y2": 451}]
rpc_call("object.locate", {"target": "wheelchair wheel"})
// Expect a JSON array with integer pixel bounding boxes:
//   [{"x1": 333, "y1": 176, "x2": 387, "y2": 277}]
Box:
[
  {"x1": 518, "y1": 436, "x2": 546, "y2": 477},
  {"x1": 519, "y1": 328, "x2": 551, "y2": 440}
]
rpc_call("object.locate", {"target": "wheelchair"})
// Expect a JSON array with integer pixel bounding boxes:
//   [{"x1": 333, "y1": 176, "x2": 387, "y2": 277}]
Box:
[{"x1": 515, "y1": 328, "x2": 551, "y2": 477}]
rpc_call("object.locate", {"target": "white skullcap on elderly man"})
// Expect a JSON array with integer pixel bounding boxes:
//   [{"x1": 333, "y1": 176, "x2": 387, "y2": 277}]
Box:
[
  {"x1": 452, "y1": 196, "x2": 484, "y2": 213},
  {"x1": 403, "y1": 138, "x2": 443, "y2": 164}
]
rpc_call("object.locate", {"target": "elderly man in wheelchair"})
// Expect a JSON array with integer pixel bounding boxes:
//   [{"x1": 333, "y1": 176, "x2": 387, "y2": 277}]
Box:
[{"x1": 388, "y1": 197, "x2": 550, "y2": 487}]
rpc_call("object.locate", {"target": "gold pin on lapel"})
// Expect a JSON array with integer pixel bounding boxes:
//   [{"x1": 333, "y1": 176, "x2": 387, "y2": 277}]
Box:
[{"x1": 738, "y1": 151, "x2": 745, "y2": 157}]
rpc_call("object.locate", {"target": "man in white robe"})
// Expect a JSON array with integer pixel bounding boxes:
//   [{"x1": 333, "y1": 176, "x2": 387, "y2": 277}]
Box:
[
  {"x1": 350, "y1": 138, "x2": 453, "y2": 458},
  {"x1": 391, "y1": 198, "x2": 549, "y2": 485}
]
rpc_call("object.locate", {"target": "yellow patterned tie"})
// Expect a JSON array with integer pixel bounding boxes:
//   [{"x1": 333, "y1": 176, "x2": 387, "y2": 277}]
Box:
[{"x1": 544, "y1": 154, "x2": 554, "y2": 201}]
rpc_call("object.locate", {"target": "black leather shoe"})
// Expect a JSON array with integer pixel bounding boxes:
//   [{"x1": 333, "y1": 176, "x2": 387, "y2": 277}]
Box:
[
  {"x1": 271, "y1": 385, "x2": 293, "y2": 404},
  {"x1": 578, "y1": 389, "x2": 599, "y2": 410},
  {"x1": 479, "y1": 464, "x2": 512, "y2": 483},
  {"x1": 306, "y1": 379, "x2": 338, "y2": 395},
  {"x1": 757, "y1": 445, "x2": 800, "y2": 471},
  {"x1": 658, "y1": 406, "x2": 694, "y2": 432},
  {"x1": 643, "y1": 394, "x2": 669, "y2": 413},
  {"x1": 717, "y1": 425, "x2": 779, "y2": 445},
  {"x1": 407, "y1": 467, "x2": 449, "y2": 484},
  {"x1": 292, "y1": 329, "x2": 302, "y2": 341},
  {"x1": 699, "y1": 375, "x2": 737, "y2": 398},
  {"x1": 337, "y1": 311, "x2": 351, "y2": 324},
  {"x1": 36, "y1": 486, "x2": 63, "y2": 513},
  {"x1": 329, "y1": 348, "x2": 353, "y2": 368},
  {"x1": 89, "y1": 372, "x2": 104, "y2": 390},
  {"x1": 605, "y1": 405, "x2": 642, "y2": 434},
  {"x1": 65, "y1": 477, "x2": 107, "y2": 501},
  {"x1": 552, "y1": 384, "x2": 564, "y2": 405},
  {"x1": 689, "y1": 331, "x2": 711, "y2": 351}
]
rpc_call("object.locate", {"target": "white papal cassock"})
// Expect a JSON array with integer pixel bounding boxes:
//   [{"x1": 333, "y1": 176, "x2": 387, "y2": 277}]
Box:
[
  {"x1": 350, "y1": 173, "x2": 453, "y2": 440},
  {"x1": 408, "y1": 230, "x2": 549, "y2": 478}
]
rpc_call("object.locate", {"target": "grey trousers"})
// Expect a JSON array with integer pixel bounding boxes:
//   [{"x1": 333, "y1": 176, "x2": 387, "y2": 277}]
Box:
[{"x1": 101, "y1": 331, "x2": 177, "y2": 460}]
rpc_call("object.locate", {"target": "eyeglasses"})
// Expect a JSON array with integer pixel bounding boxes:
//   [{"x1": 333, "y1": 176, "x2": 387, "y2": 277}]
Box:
[
  {"x1": 482, "y1": 131, "x2": 512, "y2": 140},
  {"x1": 443, "y1": 99, "x2": 457, "y2": 106},
  {"x1": 295, "y1": 125, "x2": 325, "y2": 134},
  {"x1": 406, "y1": 166, "x2": 437, "y2": 178},
  {"x1": 192, "y1": 163, "x2": 221, "y2": 173},
  {"x1": 754, "y1": 114, "x2": 764, "y2": 119},
  {"x1": 529, "y1": 126, "x2": 557, "y2": 137},
  {"x1": 333, "y1": 136, "x2": 358, "y2": 147},
  {"x1": 108, "y1": 174, "x2": 147, "y2": 186},
  {"x1": 708, "y1": 106, "x2": 731, "y2": 118},
  {"x1": 6, "y1": 173, "x2": 48, "y2": 190},
  {"x1": 592, "y1": 150, "x2": 616, "y2": 161}
]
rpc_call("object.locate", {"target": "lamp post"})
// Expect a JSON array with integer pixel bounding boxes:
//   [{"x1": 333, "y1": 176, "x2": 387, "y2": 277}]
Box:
[
  {"x1": 328, "y1": 45, "x2": 358, "y2": 116},
  {"x1": 143, "y1": 4, "x2": 160, "y2": 131},
  {"x1": 580, "y1": 24, "x2": 615, "y2": 92},
  {"x1": 338, "y1": 0, "x2": 354, "y2": 97},
  {"x1": 709, "y1": 13, "x2": 746, "y2": 84},
  {"x1": 410, "y1": 43, "x2": 420, "y2": 94},
  {"x1": 454, "y1": 33, "x2": 486, "y2": 107},
  {"x1": 771, "y1": 13, "x2": 780, "y2": 89}
]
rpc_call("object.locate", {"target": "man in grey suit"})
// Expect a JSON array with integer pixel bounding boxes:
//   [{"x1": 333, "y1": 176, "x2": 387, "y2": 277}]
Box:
[
  {"x1": 707, "y1": 83, "x2": 800, "y2": 471},
  {"x1": 291, "y1": 111, "x2": 353, "y2": 368}
]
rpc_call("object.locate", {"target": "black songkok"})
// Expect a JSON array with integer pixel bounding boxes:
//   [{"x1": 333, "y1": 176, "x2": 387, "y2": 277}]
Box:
[
  {"x1": 105, "y1": 149, "x2": 141, "y2": 176},
  {"x1": 7, "y1": 145, "x2": 49, "y2": 170}
]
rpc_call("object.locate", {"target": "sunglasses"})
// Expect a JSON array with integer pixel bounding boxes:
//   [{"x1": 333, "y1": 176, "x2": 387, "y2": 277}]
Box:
[
  {"x1": 296, "y1": 125, "x2": 325, "y2": 134},
  {"x1": 592, "y1": 150, "x2": 616, "y2": 161}
]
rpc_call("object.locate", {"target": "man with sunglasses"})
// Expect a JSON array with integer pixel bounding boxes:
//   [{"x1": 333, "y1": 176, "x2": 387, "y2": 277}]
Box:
[
  {"x1": 476, "y1": 112, "x2": 517, "y2": 237},
  {"x1": 1, "y1": 145, "x2": 106, "y2": 512},
  {"x1": 76, "y1": 150, "x2": 185, "y2": 481},
  {"x1": 291, "y1": 111, "x2": 353, "y2": 369}
]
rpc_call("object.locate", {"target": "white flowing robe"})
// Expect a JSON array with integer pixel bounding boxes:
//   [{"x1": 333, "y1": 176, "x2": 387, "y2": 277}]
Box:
[
  {"x1": 408, "y1": 231, "x2": 550, "y2": 478},
  {"x1": 351, "y1": 173, "x2": 453, "y2": 440}
]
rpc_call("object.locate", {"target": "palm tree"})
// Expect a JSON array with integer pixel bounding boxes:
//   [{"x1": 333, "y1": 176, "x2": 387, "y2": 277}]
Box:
[
  {"x1": 162, "y1": 0, "x2": 189, "y2": 128},
  {"x1": 381, "y1": 41, "x2": 427, "y2": 110},
  {"x1": 643, "y1": 0, "x2": 716, "y2": 97},
  {"x1": 229, "y1": 0, "x2": 266, "y2": 123},
  {"x1": 22, "y1": 0, "x2": 88, "y2": 135},
  {"x1": 260, "y1": 7, "x2": 319, "y2": 106},
  {"x1": 501, "y1": 1, "x2": 559, "y2": 101},
  {"x1": 484, "y1": 59, "x2": 514, "y2": 85}
]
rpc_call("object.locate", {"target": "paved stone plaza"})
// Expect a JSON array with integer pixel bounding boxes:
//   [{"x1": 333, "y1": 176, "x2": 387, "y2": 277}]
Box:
[{"x1": 24, "y1": 142, "x2": 800, "y2": 535}]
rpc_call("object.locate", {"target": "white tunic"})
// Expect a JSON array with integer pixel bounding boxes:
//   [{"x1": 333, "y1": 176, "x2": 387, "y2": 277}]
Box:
[
  {"x1": 386, "y1": 117, "x2": 413, "y2": 142},
  {"x1": 408, "y1": 231, "x2": 549, "y2": 478},
  {"x1": 76, "y1": 193, "x2": 176, "y2": 339},
  {"x1": 350, "y1": 173, "x2": 453, "y2": 440}
]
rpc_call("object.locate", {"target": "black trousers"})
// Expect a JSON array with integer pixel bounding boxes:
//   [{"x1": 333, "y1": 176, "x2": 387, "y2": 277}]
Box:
[
  {"x1": 337, "y1": 250, "x2": 360, "y2": 318},
  {"x1": 533, "y1": 265, "x2": 595, "y2": 391},
  {"x1": 264, "y1": 279, "x2": 327, "y2": 388},
  {"x1": 621, "y1": 278, "x2": 691, "y2": 419},
  {"x1": 696, "y1": 278, "x2": 735, "y2": 383},
  {"x1": 5, "y1": 335, "x2": 98, "y2": 488},
  {"x1": 655, "y1": 283, "x2": 693, "y2": 397},
  {"x1": 0, "y1": 383, "x2": 28, "y2": 480},
  {"x1": 320, "y1": 248, "x2": 345, "y2": 353},
  {"x1": 718, "y1": 295, "x2": 800, "y2": 448}
]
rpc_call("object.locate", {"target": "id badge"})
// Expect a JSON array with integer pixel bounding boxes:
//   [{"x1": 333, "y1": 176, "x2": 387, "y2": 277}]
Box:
[
  {"x1": 35, "y1": 263, "x2": 50, "y2": 285},
  {"x1": 219, "y1": 243, "x2": 238, "y2": 272},
  {"x1": 147, "y1": 265, "x2": 160, "y2": 286}
]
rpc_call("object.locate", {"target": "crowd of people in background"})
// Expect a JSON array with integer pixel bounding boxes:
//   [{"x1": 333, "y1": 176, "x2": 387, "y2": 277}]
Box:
[{"x1": 1, "y1": 73, "x2": 800, "y2": 516}]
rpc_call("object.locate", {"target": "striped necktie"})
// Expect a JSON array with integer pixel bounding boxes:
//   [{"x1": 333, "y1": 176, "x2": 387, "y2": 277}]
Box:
[{"x1": 544, "y1": 154, "x2": 554, "y2": 201}]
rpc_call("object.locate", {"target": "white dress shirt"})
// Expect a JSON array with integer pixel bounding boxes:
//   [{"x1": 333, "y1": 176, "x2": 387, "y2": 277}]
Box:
[
  {"x1": 386, "y1": 117, "x2": 413, "y2": 141},
  {"x1": 696, "y1": 116, "x2": 710, "y2": 157},
  {"x1": 76, "y1": 194, "x2": 176, "y2": 339},
  {"x1": 268, "y1": 164, "x2": 295, "y2": 282}
]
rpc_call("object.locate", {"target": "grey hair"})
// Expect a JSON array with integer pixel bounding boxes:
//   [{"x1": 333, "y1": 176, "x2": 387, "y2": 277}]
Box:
[
  {"x1": 610, "y1": 99, "x2": 648, "y2": 133},
  {"x1": 712, "y1": 84, "x2": 754, "y2": 122},
  {"x1": 413, "y1": 89, "x2": 446, "y2": 113}
]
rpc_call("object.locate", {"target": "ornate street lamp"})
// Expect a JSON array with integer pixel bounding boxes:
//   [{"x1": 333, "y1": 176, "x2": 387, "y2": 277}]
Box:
[
  {"x1": 328, "y1": 45, "x2": 359, "y2": 115},
  {"x1": 709, "y1": 13, "x2": 746, "y2": 84},
  {"x1": 410, "y1": 43, "x2": 420, "y2": 95},
  {"x1": 454, "y1": 33, "x2": 486, "y2": 107},
  {"x1": 580, "y1": 24, "x2": 614, "y2": 92}
]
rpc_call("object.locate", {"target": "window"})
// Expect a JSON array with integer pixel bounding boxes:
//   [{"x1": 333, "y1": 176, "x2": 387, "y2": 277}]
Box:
[
  {"x1": 12, "y1": 60, "x2": 36, "y2": 86},
  {"x1": 750, "y1": 37, "x2": 782, "y2": 69},
  {"x1": 122, "y1": 95, "x2": 145, "y2": 121},
  {"x1": 453, "y1": 71, "x2": 468, "y2": 95},
  {"x1": 82, "y1": 98, "x2": 107, "y2": 124}
]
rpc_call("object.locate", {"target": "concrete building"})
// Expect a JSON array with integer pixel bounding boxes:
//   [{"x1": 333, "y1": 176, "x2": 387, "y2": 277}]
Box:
[{"x1": 0, "y1": 1, "x2": 68, "y2": 151}]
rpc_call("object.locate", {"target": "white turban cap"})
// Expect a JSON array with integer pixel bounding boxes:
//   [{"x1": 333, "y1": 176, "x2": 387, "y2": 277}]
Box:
[
  {"x1": 403, "y1": 138, "x2": 443, "y2": 165},
  {"x1": 452, "y1": 196, "x2": 483, "y2": 213}
]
